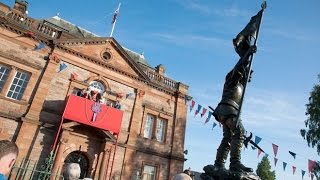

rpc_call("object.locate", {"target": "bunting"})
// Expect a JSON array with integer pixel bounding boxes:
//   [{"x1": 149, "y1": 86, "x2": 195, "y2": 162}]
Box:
[
  {"x1": 255, "y1": 136, "x2": 262, "y2": 145},
  {"x1": 292, "y1": 166, "x2": 296, "y2": 175},
  {"x1": 190, "y1": 100, "x2": 195, "y2": 112},
  {"x1": 33, "y1": 42, "x2": 45, "y2": 51},
  {"x1": 301, "y1": 170, "x2": 305, "y2": 179},
  {"x1": 283, "y1": 162, "x2": 287, "y2": 171},
  {"x1": 71, "y1": 72, "x2": 78, "y2": 80},
  {"x1": 272, "y1": 143, "x2": 279, "y2": 157},
  {"x1": 187, "y1": 98, "x2": 316, "y2": 178},
  {"x1": 257, "y1": 149, "x2": 262, "y2": 158},
  {"x1": 194, "y1": 104, "x2": 202, "y2": 117},
  {"x1": 23, "y1": 31, "x2": 35, "y2": 38},
  {"x1": 289, "y1": 151, "x2": 296, "y2": 159},
  {"x1": 308, "y1": 159, "x2": 316, "y2": 174},
  {"x1": 126, "y1": 93, "x2": 134, "y2": 99},
  {"x1": 205, "y1": 111, "x2": 212, "y2": 124},
  {"x1": 59, "y1": 63, "x2": 67, "y2": 72},
  {"x1": 212, "y1": 122, "x2": 217, "y2": 130},
  {"x1": 274, "y1": 157, "x2": 278, "y2": 167},
  {"x1": 200, "y1": 107, "x2": 207, "y2": 117}
]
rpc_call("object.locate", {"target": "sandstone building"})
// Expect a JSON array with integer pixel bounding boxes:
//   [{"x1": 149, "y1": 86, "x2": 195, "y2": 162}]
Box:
[{"x1": 0, "y1": 1, "x2": 190, "y2": 179}]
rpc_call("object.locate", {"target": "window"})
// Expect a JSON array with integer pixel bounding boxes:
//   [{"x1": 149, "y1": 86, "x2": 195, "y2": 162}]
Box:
[
  {"x1": 144, "y1": 114, "x2": 155, "y2": 139},
  {"x1": 89, "y1": 81, "x2": 105, "y2": 93},
  {"x1": 0, "y1": 65, "x2": 11, "y2": 92},
  {"x1": 6, "y1": 71, "x2": 30, "y2": 100},
  {"x1": 156, "y1": 118, "x2": 167, "y2": 142},
  {"x1": 143, "y1": 114, "x2": 167, "y2": 142},
  {"x1": 142, "y1": 165, "x2": 156, "y2": 180}
]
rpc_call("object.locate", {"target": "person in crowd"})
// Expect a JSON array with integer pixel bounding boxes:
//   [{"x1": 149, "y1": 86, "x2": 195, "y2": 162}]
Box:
[{"x1": 0, "y1": 140, "x2": 19, "y2": 180}]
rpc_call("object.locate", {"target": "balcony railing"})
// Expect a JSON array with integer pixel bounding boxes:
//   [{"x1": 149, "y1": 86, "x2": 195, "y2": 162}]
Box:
[
  {"x1": 5, "y1": 11, "x2": 61, "y2": 39},
  {"x1": 139, "y1": 64, "x2": 178, "y2": 90}
]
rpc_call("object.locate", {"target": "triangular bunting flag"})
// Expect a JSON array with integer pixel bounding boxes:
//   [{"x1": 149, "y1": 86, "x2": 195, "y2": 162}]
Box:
[
  {"x1": 205, "y1": 111, "x2": 212, "y2": 124},
  {"x1": 33, "y1": 42, "x2": 45, "y2": 51},
  {"x1": 212, "y1": 122, "x2": 217, "y2": 130},
  {"x1": 308, "y1": 159, "x2": 316, "y2": 174},
  {"x1": 190, "y1": 100, "x2": 195, "y2": 112},
  {"x1": 301, "y1": 170, "x2": 305, "y2": 179},
  {"x1": 23, "y1": 31, "x2": 35, "y2": 38},
  {"x1": 292, "y1": 166, "x2": 296, "y2": 175},
  {"x1": 255, "y1": 136, "x2": 262, "y2": 145},
  {"x1": 272, "y1": 143, "x2": 279, "y2": 157},
  {"x1": 274, "y1": 157, "x2": 278, "y2": 167},
  {"x1": 257, "y1": 149, "x2": 262, "y2": 158},
  {"x1": 283, "y1": 162, "x2": 287, "y2": 171},
  {"x1": 59, "y1": 63, "x2": 67, "y2": 72},
  {"x1": 71, "y1": 72, "x2": 78, "y2": 80},
  {"x1": 289, "y1": 151, "x2": 296, "y2": 159},
  {"x1": 201, "y1": 108, "x2": 207, "y2": 117},
  {"x1": 194, "y1": 104, "x2": 202, "y2": 117},
  {"x1": 126, "y1": 93, "x2": 134, "y2": 99}
]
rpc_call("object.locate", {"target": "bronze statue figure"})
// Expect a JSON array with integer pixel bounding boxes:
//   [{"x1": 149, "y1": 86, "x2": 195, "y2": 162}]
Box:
[{"x1": 201, "y1": 2, "x2": 267, "y2": 180}]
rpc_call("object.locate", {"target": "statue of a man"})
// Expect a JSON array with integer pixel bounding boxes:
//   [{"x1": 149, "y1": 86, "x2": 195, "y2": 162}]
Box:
[{"x1": 212, "y1": 42, "x2": 256, "y2": 174}]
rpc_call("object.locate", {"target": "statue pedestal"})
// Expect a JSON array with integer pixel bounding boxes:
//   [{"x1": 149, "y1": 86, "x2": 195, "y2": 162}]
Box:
[{"x1": 200, "y1": 165, "x2": 261, "y2": 180}]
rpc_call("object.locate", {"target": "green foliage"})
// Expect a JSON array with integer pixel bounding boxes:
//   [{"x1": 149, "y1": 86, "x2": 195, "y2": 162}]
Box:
[
  {"x1": 300, "y1": 74, "x2": 320, "y2": 178},
  {"x1": 256, "y1": 156, "x2": 276, "y2": 180}
]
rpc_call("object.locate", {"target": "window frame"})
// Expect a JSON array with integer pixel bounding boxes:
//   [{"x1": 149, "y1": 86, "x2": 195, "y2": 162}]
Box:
[
  {"x1": 0, "y1": 61, "x2": 35, "y2": 103},
  {"x1": 6, "y1": 70, "x2": 31, "y2": 100},
  {"x1": 0, "y1": 64, "x2": 11, "y2": 93},
  {"x1": 141, "y1": 164, "x2": 158, "y2": 180},
  {"x1": 142, "y1": 112, "x2": 168, "y2": 143}
]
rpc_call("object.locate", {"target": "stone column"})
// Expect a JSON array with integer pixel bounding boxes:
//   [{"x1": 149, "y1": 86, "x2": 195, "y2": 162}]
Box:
[
  {"x1": 51, "y1": 136, "x2": 68, "y2": 179},
  {"x1": 98, "y1": 143, "x2": 111, "y2": 180}
]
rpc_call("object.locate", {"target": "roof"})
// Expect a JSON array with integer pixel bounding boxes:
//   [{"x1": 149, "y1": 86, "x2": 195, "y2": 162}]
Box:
[
  {"x1": 45, "y1": 15, "x2": 100, "y2": 38},
  {"x1": 44, "y1": 15, "x2": 151, "y2": 67},
  {"x1": 122, "y1": 47, "x2": 151, "y2": 67}
]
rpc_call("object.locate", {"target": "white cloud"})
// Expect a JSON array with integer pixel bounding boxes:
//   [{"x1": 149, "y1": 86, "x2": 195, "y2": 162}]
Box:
[
  {"x1": 176, "y1": 0, "x2": 250, "y2": 17},
  {"x1": 151, "y1": 32, "x2": 231, "y2": 48}
]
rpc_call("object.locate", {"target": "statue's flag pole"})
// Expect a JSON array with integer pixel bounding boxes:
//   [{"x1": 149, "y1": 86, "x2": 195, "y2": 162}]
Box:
[
  {"x1": 110, "y1": 3, "x2": 121, "y2": 37},
  {"x1": 235, "y1": 1, "x2": 267, "y2": 127}
]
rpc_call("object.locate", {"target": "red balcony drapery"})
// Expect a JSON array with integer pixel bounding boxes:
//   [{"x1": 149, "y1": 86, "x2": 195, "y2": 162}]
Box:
[{"x1": 62, "y1": 95, "x2": 123, "y2": 134}]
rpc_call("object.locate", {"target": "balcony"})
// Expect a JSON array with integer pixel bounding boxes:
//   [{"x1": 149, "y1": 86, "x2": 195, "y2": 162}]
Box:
[{"x1": 62, "y1": 95, "x2": 123, "y2": 134}]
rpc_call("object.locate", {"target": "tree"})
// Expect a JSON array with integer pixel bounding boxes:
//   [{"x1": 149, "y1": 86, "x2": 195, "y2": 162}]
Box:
[
  {"x1": 256, "y1": 156, "x2": 276, "y2": 180},
  {"x1": 300, "y1": 74, "x2": 320, "y2": 178}
]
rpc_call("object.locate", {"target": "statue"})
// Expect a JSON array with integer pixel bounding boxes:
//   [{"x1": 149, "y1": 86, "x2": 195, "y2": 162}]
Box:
[{"x1": 201, "y1": 2, "x2": 267, "y2": 180}]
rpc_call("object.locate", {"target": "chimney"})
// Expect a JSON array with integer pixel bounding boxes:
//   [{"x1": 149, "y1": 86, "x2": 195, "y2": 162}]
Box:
[
  {"x1": 155, "y1": 64, "x2": 165, "y2": 76},
  {"x1": 13, "y1": 0, "x2": 28, "y2": 14}
]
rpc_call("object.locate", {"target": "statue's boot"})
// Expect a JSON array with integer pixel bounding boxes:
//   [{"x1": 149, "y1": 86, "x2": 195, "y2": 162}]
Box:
[
  {"x1": 229, "y1": 138, "x2": 253, "y2": 173},
  {"x1": 213, "y1": 136, "x2": 230, "y2": 173}
]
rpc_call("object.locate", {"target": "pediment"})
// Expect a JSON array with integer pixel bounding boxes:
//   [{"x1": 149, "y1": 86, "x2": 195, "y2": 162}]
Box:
[{"x1": 54, "y1": 37, "x2": 149, "y2": 80}]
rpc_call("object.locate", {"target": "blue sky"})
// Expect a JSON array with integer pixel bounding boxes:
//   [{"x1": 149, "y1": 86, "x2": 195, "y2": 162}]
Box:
[{"x1": 5, "y1": 0, "x2": 320, "y2": 179}]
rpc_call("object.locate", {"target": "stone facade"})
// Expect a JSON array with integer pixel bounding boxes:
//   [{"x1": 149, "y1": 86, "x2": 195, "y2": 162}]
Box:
[{"x1": 0, "y1": 1, "x2": 189, "y2": 180}]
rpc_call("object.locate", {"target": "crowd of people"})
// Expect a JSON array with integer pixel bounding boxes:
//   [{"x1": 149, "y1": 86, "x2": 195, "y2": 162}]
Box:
[
  {"x1": 76, "y1": 88, "x2": 122, "y2": 109},
  {"x1": 0, "y1": 139, "x2": 195, "y2": 180}
]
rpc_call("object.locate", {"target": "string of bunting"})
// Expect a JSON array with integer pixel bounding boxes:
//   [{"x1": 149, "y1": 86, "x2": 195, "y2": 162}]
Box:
[{"x1": 185, "y1": 97, "x2": 318, "y2": 179}]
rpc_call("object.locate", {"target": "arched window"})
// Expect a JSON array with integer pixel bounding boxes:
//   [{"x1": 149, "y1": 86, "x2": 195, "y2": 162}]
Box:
[{"x1": 89, "y1": 81, "x2": 105, "y2": 93}]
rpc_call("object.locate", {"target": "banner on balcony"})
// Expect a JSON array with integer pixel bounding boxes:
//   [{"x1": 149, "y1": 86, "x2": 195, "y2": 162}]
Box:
[{"x1": 62, "y1": 95, "x2": 123, "y2": 134}]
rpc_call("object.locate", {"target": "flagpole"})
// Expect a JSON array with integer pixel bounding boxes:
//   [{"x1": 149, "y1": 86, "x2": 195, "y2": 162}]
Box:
[
  {"x1": 110, "y1": 3, "x2": 121, "y2": 37},
  {"x1": 236, "y1": 1, "x2": 267, "y2": 127}
]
